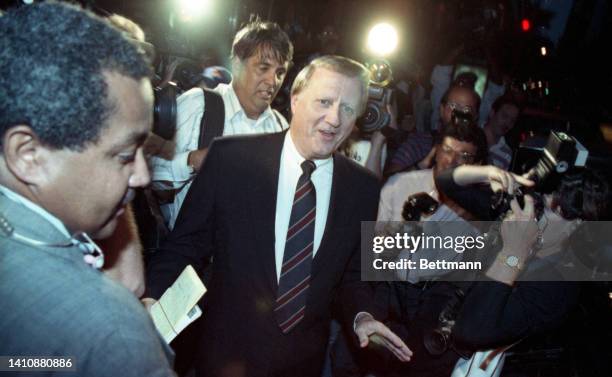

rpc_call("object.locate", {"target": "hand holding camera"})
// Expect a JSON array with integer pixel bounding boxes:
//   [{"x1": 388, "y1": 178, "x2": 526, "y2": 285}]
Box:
[{"x1": 451, "y1": 165, "x2": 534, "y2": 194}]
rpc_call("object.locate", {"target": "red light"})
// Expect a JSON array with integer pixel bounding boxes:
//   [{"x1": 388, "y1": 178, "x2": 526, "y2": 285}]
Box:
[{"x1": 521, "y1": 19, "x2": 531, "y2": 32}]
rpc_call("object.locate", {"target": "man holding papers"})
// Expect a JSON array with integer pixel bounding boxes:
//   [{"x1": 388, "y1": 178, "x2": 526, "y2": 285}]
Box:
[
  {"x1": 145, "y1": 56, "x2": 412, "y2": 377},
  {"x1": 0, "y1": 3, "x2": 174, "y2": 376}
]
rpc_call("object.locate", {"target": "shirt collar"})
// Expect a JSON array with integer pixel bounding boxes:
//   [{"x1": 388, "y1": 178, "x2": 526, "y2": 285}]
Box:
[
  {"x1": 218, "y1": 83, "x2": 276, "y2": 124},
  {"x1": 284, "y1": 131, "x2": 333, "y2": 173},
  {"x1": 0, "y1": 184, "x2": 71, "y2": 238}
]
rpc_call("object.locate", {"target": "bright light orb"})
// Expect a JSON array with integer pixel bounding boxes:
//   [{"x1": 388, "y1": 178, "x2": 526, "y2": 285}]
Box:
[
  {"x1": 177, "y1": 0, "x2": 211, "y2": 22},
  {"x1": 367, "y1": 23, "x2": 398, "y2": 56}
]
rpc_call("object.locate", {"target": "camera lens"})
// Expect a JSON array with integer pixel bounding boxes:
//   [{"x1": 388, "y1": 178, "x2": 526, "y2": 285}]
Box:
[{"x1": 423, "y1": 329, "x2": 449, "y2": 356}]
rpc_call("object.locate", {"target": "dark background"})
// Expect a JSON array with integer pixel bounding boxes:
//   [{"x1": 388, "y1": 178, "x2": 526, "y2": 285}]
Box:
[{"x1": 1, "y1": 1, "x2": 610, "y2": 376}]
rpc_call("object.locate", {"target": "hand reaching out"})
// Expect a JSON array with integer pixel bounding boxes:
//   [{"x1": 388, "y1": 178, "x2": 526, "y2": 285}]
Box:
[{"x1": 354, "y1": 313, "x2": 412, "y2": 362}]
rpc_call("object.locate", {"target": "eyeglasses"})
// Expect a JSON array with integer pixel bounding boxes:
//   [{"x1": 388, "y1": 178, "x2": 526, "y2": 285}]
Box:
[
  {"x1": 445, "y1": 101, "x2": 475, "y2": 115},
  {"x1": 439, "y1": 143, "x2": 476, "y2": 164}
]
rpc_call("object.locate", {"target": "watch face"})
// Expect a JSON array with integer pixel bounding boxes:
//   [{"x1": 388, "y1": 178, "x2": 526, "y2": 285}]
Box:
[{"x1": 506, "y1": 255, "x2": 519, "y2": 267}]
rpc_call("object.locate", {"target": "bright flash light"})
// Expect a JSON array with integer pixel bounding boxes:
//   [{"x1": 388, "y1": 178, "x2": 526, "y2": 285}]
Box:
[
  {"x1": 541, "y1": 46, "x2": 547, "y2": 56},
  {"x1": 367, "y1": 23, "x2": 398, "y2": 56},
  {"x1": 176, "y1": 0, "x2": 211, "y2": 22}
]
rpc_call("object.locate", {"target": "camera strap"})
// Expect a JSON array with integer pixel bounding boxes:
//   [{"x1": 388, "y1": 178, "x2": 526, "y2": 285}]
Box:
[{"x1": 198, "y1": 88, "x2": 225, "y2": 149}]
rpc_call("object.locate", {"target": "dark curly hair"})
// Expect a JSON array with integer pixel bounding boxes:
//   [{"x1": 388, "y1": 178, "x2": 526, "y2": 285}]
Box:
[
  {"x1": 439, "y1": 120, "x2": 489, "y2": 164},
  {"x1": 0, "y1": 2, "x2": 152, "y2": 151}
]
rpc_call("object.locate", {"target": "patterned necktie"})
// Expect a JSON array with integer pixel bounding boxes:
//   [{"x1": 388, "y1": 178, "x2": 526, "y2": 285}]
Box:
[{"x1": 275, "y1": 160, "x2": 317, "y2": 333}]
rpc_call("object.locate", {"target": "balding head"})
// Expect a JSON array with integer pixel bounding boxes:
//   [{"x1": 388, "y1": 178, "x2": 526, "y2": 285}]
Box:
[{"x1": 439, "y1": 85, "x2": 481, "y2": 128}]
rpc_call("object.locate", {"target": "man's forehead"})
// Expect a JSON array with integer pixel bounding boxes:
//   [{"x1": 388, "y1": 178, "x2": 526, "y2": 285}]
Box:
[
  {"x1": 443, "y1": 136, "x2": 477, "y2": 151},
  {"x1": 249, "y1": 46, "x2": 288, "y2": 67},
  {"x1": 100, "y1": 72, "x2": 152, "y2": 146},
  {"x1": 449, "y1": 88, "x2": 478, "y2": 106}
]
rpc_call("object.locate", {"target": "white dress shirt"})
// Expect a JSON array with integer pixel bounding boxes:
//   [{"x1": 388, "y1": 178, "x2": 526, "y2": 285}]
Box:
[
  {"x1": 378, "y1": 169, "x2": 439, "y2": 222},
  {"x1": 274, "y1": 132, "x2": 333, "y2": 282},
  {"x1": 150, "y1": 83, "x2": 289, "y2": 229}
]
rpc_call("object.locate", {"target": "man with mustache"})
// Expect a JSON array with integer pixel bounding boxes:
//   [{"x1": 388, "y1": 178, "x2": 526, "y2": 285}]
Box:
[
  {"x1": 150, "y1": 20, "x2": 293, "y2": 229},
  {"x1": 0, "y1": 3, "x2": 174, "y2": 376}
]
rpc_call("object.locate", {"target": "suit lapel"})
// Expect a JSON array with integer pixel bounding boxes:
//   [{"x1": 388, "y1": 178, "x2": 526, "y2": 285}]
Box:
[
  {"x1": 311, "y1": 153, "x2": 351, "y2": 279},
  {"x1": 247, "y1": 132, "x2": 286, "y2": 293}
]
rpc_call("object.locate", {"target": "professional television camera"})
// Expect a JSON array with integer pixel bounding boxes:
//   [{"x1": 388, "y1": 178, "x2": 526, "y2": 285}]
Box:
[{"x1": 357, "y1": 60, "x2": 394, "y2": 133}]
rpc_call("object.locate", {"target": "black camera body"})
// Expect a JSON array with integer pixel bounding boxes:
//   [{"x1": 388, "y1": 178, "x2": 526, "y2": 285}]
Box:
[
  {"x1": 492, "y1": 131, "x2": 588, "y2": 218},
  {"x1": 357, "y1": 60, "x2": 394, "y2": 134},
  {"x1": 358, "y1": 84, "x2": 394, "y2": 133},
  {"x1": 450, "y1": 108, "x2": 475, "y2": 128},
  {"x1": 423, "y1": 287, "x2": 466, "y2": 356},
  {"x1": 153, "y1": 84, "x2": 177, "y2": 140},
  {"x1": 402, "y1": 192, "x2": 440, "y2": 221}
]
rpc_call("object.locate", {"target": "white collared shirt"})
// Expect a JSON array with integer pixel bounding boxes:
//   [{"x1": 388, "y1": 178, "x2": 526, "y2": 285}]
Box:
[
  {"x1": 377, "y1": 169, "x2": 438, "y2": 222},
  {"x1": 274, "y1": 132, "x2": 333, "y2": 282},
  {"x1": 150, "y1": 83, "x2": 289, "y2": 229}
]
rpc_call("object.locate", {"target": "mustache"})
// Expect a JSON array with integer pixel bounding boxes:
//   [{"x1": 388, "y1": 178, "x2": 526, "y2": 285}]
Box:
[{"x1": 121, "y1": 189, "x2": 136, "y2": 206}]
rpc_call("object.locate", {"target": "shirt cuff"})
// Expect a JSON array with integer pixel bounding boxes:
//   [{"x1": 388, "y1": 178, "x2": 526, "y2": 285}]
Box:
[{"x1": 171, "y1": 151, "x2": 195, "y2": 181}]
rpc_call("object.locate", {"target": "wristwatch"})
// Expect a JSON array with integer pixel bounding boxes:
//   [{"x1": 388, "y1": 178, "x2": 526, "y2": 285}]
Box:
[{"x1": 497, "y1": 253, "x2": 522, "y2": 271}]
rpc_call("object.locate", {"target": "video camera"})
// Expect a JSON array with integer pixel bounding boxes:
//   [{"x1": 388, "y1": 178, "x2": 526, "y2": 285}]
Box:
[{"x1": 357, "y1": 60, "x2": 394, "y2": 134}]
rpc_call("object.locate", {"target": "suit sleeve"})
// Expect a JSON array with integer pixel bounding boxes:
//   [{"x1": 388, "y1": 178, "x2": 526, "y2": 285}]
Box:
[
  {"x1": 435, "y1": 168, "x2": 497, "y2": 221},
  {"x1": 145, "y1": 139, "x2": 222, "y2": 299},
  {"x1": 338, "y1": 178, "x2": 386, "y2": 327},
  {"x1": 452, "y1": 279, "x2": 579, "y2": 350}
]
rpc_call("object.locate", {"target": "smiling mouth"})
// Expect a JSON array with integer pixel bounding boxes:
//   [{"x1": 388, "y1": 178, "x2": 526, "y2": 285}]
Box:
[
  {"x1": 258, "y1": 89, "x2": 274, "y2": 100},
  {"x1": 319, "y1": 129, "x2": 337, "y2": 140}
]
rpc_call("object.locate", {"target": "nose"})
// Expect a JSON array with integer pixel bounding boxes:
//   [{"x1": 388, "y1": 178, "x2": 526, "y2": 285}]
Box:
[
  {"x1": 263, "y1": 69, "x2": 277, "y2": 88},
  {"x1": 129, "y1": 148, "x2": 151, "y2": 188},
  {"x1": 325, "y1": 103, "x2": 341, "y2": 128}
]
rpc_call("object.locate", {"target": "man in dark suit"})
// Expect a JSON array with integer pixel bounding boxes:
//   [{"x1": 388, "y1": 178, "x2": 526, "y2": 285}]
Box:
[{"x1": 145, "y1": 55, "x2": 412, "y2": 376}]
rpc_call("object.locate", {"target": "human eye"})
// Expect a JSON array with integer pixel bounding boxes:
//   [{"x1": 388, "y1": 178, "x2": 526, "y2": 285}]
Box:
[
  {"x1": 276, "y1": 68, "x2": 287, "y2": 79},
  {"x1": 318, "y1": 99, "x2": 333, "y2": 107},
  {"x1": 341, "y1": 104, "x2": 355, "y2": 116},
  {"x1": 117, "y1": 150, "x2": 136, "y2": 164}
]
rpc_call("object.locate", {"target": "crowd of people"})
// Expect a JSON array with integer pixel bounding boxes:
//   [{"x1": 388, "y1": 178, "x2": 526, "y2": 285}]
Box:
[{"x1": 0, "y1": 2, "x2": 610, "y2": 377}]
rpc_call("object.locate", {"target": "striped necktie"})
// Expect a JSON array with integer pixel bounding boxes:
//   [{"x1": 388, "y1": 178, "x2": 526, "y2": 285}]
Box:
[{"x1": 275, "y1": 160, "x2": 317, "y2": 333}]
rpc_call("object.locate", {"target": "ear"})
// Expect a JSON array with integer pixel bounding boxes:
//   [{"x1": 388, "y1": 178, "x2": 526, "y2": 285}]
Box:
[
  {"x1": 290, "y1": 93, "x2": 299, "y2": 115},
  {"x1": 231, "y1": 57, "x2": 243, "y2": 76},
  {"x1": 2, "y1": 125, "x2": 51, "y2": 186}
]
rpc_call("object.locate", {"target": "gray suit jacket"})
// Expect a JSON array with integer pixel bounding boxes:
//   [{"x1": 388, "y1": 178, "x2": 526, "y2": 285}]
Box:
[{"x1": 0, "y1": 190, "x2": 175, "y2": 377}]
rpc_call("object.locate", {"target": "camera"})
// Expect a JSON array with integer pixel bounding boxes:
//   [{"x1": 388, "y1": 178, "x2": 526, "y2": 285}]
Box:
[
  {"x1": 402, "y1": 192, "x2": 439, "y2": 221},
  {"x1": 492, "y1": 131, "x2": 588, "y2": 218},
  {"x1": 450, "y1": 108, "x2": 475, "y2": 129},
  {"x1": 423, "y1": 287, "x2": 465, "y2": 356},
  {"x1": 153, "y1": 83, "x2": 177, "y2": 140},
  {"x1": 357, "y1": 60, "x2": 394, "y2": 134}
]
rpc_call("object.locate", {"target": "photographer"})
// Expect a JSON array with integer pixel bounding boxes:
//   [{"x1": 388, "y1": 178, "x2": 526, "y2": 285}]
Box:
[
  {"x1": 386, "y1": 85, "x2": 481, "y2": 175},
  {"x1": 435, "y1": 164, "x2": 609, "y2": 365},
  {"x1": 149, "y1": 19, "x2": 293, "y2": 229},
  {"x1": 340, "y1": 101, "x2": 397, "y2": 179}
]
